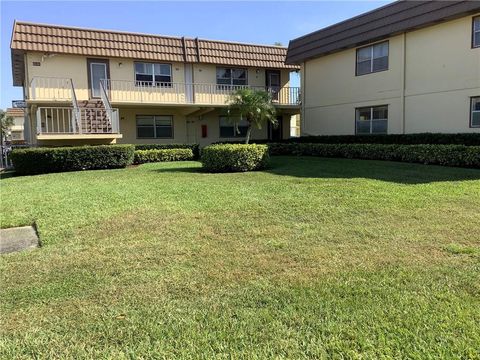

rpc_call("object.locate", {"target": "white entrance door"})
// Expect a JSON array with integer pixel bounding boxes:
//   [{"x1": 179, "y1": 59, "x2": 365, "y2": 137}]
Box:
[{"x1": 89, "y1": 61, "x2": 108, "y2": 98}]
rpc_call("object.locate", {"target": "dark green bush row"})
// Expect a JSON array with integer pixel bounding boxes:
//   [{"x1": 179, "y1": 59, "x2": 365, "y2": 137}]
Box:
[
  {"x1": 201, "y1": 144, "x2": 270, "y2": 172},
  {"x1": 134, "y1": 148, "x2": 194, "y2": 164},
  {"x1": 267, "y1": 143, "x2": 480, "y2": 168},
  {"x1": 134, "y1": 144, "x2": 199, "y2": 159},
  {"x1": 280, "y1": 133, "x2": 480, "y2": 146},
  {"x1": 11, "y1": 145, "x2": 135, "y2": 175},
  {"x1": 218, "y1": 133, "x2": 480, "y2": 146}
]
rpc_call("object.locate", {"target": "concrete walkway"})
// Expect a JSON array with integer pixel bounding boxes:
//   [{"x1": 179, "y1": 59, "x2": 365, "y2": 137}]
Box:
[{"x1": 0, "y1": 226, "x2": 39, "y2": 254}]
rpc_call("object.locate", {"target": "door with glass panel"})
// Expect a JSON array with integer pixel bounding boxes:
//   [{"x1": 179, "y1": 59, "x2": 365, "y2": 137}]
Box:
[
  {"x1": 87, "y1": 59, "x2": 109, "y2": 98},
  {"x1": 266, "y1": 70, "x2": 281, "y2": 101},
  {"x1": 268, "y1": 116, "x2": 283, "y2": 141}
]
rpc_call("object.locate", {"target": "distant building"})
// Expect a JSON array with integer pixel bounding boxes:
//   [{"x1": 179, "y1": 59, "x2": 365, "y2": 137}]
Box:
[{"x1": 5, "y1": 108, "x2": 25, "y2": 142}]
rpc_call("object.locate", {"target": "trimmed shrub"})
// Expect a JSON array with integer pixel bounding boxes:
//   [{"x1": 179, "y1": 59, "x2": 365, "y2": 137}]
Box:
[
  {"x1": 201, "y1": 144, "x2": 270, "y2": 172},
  {"x1": 134, "y1": 148, "x2": 194, "y2": 164},
  {"x1": 267, "y1": 143, "x2": 480, "y2": 168},
  {"x1": 288, "y1": 133, "x2": 480, "y2": 146},
  {"x1": 217, "y1": 133, "x2": 480, "y2": 146},
  {"x1": 134, "y1": 144, "x2": 200, "y2": 159},
  {"x1": 11, "y1": 145, "x2": 134, "y2": 175}
]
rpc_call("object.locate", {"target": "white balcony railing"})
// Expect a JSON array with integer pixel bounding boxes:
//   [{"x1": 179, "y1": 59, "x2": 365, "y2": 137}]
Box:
[
  {"x1": 30, "y1": 77, "x2": 73, "y2": 101},
  {"x1": 29, "y1": 76, "x2": 301, "y2": 106},
  {"x1": 103, "y1": 80, "x2": 301, "y2": 106},
  {"x1": 36, "y1": 107, "x2": 120, "y2": 135}
]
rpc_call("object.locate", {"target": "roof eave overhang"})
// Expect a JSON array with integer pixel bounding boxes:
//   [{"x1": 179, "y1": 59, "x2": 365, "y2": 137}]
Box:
[
  {"x1": 11, "y1": 49, "x2": 25, "y2": 87},
  {"x1": 286, "y1": 1, "x2": 480, "y2": 64}
]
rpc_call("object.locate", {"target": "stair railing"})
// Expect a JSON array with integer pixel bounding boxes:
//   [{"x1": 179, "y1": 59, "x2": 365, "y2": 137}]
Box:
[
  {"x1": 100, "y1": 80, "x2": 119, "y2": 133},
  {"x1": 70, "y1": 79, "x2": 81, "y2": 134}
]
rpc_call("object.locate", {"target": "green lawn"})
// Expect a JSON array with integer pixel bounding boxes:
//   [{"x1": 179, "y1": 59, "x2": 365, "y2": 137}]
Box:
[{"x1": 1, "y1": 157, "x2": 479, "y2": 359}]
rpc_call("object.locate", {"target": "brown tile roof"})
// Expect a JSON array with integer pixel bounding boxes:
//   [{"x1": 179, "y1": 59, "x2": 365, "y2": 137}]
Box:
[
  {"x1": 11, "y1": 21, "x2": 297, "y2": 85},
  {"x1": 6, "y1": 108, "x2": 25, "y2": 117},
  {"x1": 287, "y1": 0, "x2": 480, "y2": 64}
]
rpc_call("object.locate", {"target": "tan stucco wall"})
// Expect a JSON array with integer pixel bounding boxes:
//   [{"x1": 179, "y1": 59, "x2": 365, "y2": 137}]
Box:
[
  {"x1": 115, "y1": 106, "x2": 292, "y2": 146},
  {"x1": 26, "y1": 53, "x2": 187, "y2": 102},
  {"x1": 116, "y1": 106, "x2": 189, "y2": 144},
  {"x1": 302, "y1": 14, "x2": 480, "y2": 135},
  {"x1": 26, "y1": 53, "x2": 292, "y2": 104},
  {"x1": 403, "y1": 15, "x2": 480, "y2": 133}
]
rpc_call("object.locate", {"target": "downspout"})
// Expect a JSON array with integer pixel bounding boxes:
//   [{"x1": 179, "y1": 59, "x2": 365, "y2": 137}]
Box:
[
  {"x1": 301, "y1": 61, "x2": 306, "y2": 135},
  {"x1": 401, "y1": 32, "x2": 406, "y2": 134},
  {"x1": 23, "y1": 52, "x2": 33, "y2": 144}
]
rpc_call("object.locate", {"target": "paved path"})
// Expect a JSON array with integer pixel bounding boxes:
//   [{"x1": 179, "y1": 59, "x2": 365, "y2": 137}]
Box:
[{"x1": 0, "y1": 226, "x2": 39, "y2": 254}]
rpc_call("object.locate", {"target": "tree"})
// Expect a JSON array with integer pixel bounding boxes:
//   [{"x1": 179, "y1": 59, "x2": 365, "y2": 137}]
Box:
[
  {"x1": 226, "y1": 88, "x2": 277, "y2": 144},
  {"x1": 0, "y1": 109, "x2": 14, "y2": 141}
]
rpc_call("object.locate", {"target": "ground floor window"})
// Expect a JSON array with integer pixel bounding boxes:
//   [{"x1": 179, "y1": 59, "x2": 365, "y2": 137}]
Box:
[
  {"x1": 136, "y1": 115, "x2": 173, "y2": 138},
  {"x1": 219, "y1": 116, "x2": 248, "y2": 138},
  {"x1": 471, "y1": 97, "x2": 480, "y2": 128},
  {"x1": 355, "y1": 105, "x2": 388, "y2": 134}
]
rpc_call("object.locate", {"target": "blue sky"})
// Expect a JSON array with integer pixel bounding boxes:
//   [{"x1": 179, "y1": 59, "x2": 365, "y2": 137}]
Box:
[{"x1": 0, "y1": 0, "x2": 392, "y2": 109}]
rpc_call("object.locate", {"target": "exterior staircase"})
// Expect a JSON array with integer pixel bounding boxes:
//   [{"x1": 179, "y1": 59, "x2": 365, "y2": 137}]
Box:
[{"x1": 78, "y1": 100, "x2": 112, "y2": 133}]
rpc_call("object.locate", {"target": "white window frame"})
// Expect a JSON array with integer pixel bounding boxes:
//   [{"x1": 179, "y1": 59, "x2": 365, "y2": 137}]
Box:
[
  {"x1": 473, "y1": 16, "x2": 480, "y2": 48},
  {"x1": 134, "y1": 62, "x2": 172, "y2": 87},
  {"x1": 471, "y1": 97, "x2": 480, "y2": 128},
  {"x1": 136, "y1": 115, "x2": 174, "y2": 139},
  {"x1": 355, "y1": 105, "x2": 388, "y2": 135},
  {"x1": 216, "y1": 67, "x2": 248, "y2": 87},
  {"x1": 356, "y1": 41, "x2": 389, "y2": 76}
]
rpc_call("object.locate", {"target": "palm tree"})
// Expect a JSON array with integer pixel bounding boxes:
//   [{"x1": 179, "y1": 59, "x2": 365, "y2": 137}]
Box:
[
  {"x1": 226, "y1": 88, "x2": 277, "y2": 144},
  {"x1": 0, "y1": 109, "x2": 14, "y2": 141}
]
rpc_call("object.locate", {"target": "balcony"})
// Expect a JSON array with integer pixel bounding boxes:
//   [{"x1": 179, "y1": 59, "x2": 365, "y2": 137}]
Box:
[
  {"x1": 29, "y1": 77, "x2": 301, "y2": 107},
  {"x1": 31, "y1": 77, "x2": 122, "y2": 140},
  {"x1": 104, "y1": 80, "x2": 300, "y2": 106},
  {"x1": 35, "y1": 106, "x2": 122, "y2": 140}
]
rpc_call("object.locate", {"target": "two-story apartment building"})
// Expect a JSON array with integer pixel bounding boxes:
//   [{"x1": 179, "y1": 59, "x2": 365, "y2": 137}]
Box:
[
  {"x1": 286, "y1": 0, "x2": 480, "y2": 136},
  {"x1": 10, "y1": 21, "x2": 300, "y2": 146},
  {"x1": 5, "y1": 108, "x2": 25, "y2": 142}
]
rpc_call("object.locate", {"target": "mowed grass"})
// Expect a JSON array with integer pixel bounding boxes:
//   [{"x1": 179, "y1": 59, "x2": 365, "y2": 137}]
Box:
[{"x1": 1, "y1": 156, "x2": 479, "y2": 359}]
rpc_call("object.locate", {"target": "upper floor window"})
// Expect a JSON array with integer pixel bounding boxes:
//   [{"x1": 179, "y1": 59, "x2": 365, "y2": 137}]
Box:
[
  {"x1": 356, "y1": 41, "x2": 389, "y2": 76},
  {"x1": 136, "y1": 115, "x2": 173, "y2": 138},
  {"x1": 356, "y1": 105, "x2": 388, "y2": 134},
  {"x1": 219, "y1": 116, "x2": 248, "y2": 138},
  {"x1": 473, "y1": 16, "x2": 480, "y2": 48},
  {"x1": 216, "y1": 67, "x2": 247, "y2": 87},
  {"x1": 471, "y1": 97, "x2": 480, "y2": 128},
  {"x1": 135, "y1": 62, "x2": 172, "y2": 86}
]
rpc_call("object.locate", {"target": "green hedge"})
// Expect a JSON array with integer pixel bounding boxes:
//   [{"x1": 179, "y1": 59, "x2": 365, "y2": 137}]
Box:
[
  {"x1": 11, "y1": 145, "x2": 135, "y2": 175},
  {"x1": 201, "y1": 144, "x2": 270, "y2": 172},
  {"x1": 267, "y1": 143, "x2": 480, "y2": 168},
  {"x1": 134, "y1": 148, "x2": 194, "y2": 164},
  {"x1": 219, "y1": 133, "x2": 480, "y2": 146},
  {"x1": 282, "y1": 133, "x2": 480, "y2": 146},
  {"x1": 134, "y1": 144, "x2": 200, "y2": 159}
]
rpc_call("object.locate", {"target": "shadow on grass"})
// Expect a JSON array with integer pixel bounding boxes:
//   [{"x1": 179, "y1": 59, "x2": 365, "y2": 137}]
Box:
[
  {"x1": 150, "y1": 166, "x2": 204, "y2": 174},
  {"x1": 266, "y1": 156, "x2": 480, "y2": 184},
  {"x1": 0, "y1": 171, "x2": 18, "y2": 180},
  {"x1": 148, "y1": 156, "x2": 480, "y2": 184}
]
